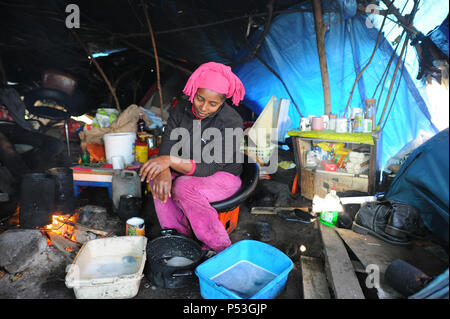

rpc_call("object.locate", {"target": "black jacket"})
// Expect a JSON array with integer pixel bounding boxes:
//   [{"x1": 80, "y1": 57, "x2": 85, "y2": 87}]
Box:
[
  {"x1": 0, "y1": 88, "x2": 33, "y2": 130},
  {"x1": 158, "y1": 99, "x2": 243, "y2": 177}
]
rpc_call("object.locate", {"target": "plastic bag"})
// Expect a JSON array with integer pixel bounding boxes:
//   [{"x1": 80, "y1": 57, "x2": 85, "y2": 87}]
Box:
[
  {"x1": 86, "y1": 143, "x2": 106, "y2": 163},
  {"x1": 306, "y1": 149, "x2": 320, "y2": 167},
  {"x1": 92, "y1": 108, "x2": 119, "y2": 128}
]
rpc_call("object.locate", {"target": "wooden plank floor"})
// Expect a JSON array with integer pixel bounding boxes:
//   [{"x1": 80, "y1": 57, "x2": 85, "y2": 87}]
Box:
[
  {"x1": 300, "y1": 255, "x2": 331, "y2": 299},
  {"x1": 335, "y1": 228, "x2": 449, "y2": 299},
  {"x1": 319, "y1": 222, "x2": 365, "y2": 299}
]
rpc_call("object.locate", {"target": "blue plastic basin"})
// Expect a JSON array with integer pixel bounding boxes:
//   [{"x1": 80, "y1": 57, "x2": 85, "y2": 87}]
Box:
[{"x1": 195, "y1": 240, "x2": 294, "y2": 299}]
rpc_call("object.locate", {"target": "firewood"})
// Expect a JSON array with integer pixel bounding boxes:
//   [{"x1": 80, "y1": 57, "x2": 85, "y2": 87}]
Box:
[
  {"x1": 66, "y1": 221, "x2": 109, "y2": 236},
  {"x1": 46, "y1": 231, "x2": 80, "y2": 256}
]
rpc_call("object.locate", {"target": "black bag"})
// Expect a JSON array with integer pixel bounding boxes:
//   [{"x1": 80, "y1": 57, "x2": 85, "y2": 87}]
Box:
[
  {"x1": 352, "y1": 201, "x2": 410, "y2": 245},
  {"x1": 385, "y1": 201, "x2": 428, "y2": 239}
]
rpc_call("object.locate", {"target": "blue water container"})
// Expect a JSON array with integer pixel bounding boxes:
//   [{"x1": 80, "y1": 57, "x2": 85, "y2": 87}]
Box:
[{"x1": 195, "y1": 240, "x2": 294, "y2": 299}]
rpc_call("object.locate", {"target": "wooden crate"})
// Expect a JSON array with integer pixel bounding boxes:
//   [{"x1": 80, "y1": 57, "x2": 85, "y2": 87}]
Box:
[
  {"x1": 292, "y1": 135, "x2": 371, "y2": 199},
  {"x1": 300, "y1": 168, "x2": 368, "y2": 200}
]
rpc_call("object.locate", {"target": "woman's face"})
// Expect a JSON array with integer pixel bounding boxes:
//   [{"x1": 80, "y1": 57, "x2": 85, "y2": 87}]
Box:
[{"x1": 193, "y1": 88, "x2": 225, "y2": 119}]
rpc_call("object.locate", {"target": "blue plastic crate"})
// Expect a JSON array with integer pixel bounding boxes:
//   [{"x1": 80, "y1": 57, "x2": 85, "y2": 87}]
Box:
[{"x1": 195, "y1": 240, "x2": 294, "y2": 299}]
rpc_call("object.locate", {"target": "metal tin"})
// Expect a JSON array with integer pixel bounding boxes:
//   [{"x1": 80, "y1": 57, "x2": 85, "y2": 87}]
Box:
[
  {"x1": 363, "y1": 119, "x2": 373, "y2": 132},
  {"x1": 336, "y1": 118, "x2": 348, "y2": 133},
  {"x1": 354, "y1": 113, "x2": 364, "y2": 132},
  {"x1": 347, "y1": 119, "x2": 354, "y2": 133},
  {"x1": 147, "y1": 134, "x2": 156, "y2": 149},
  {"x1": 126, "y1": 217, "x2": 145, "y2": 236},
  {"x1": 135, "y1": 142, "x2": 148, "y2": 163}
]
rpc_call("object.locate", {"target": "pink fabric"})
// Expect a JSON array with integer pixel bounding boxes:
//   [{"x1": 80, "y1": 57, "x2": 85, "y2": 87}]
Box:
[
  {"x1": 152, "y1": 171, "x2": 242, "y2": 252},
  {"x1": 183, "y1": 62, "x2": 245, "y2": 106}
]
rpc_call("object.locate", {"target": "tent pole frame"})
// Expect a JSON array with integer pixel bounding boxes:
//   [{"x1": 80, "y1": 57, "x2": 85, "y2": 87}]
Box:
[{"x1": 312, "y1": 0, "x2": 332, "y2": 115}]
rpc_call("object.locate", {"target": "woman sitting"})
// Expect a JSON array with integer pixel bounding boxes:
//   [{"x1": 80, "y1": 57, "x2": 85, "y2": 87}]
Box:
[{"x1": 139, "y1": 62, "x2": 245, "y2": 253}]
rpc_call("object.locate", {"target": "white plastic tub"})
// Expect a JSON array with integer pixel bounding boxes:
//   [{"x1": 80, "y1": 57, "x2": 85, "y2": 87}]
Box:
[{"x1": 65, "y1": 236, "x2": 147, "y2": 299}]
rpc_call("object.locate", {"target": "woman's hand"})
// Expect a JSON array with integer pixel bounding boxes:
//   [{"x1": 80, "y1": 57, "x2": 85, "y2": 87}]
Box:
[
  {"x1": 139, "y1": 155, "x2": 171, "y2": 183},
  {"x1": 151, "y1": 168, "x2": 172, "y2": 203}
]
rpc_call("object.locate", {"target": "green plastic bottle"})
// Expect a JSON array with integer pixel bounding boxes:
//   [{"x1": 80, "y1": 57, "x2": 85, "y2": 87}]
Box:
[
  {"x1": 320, "y1": 210, "x2": 339, "y2": 227},
  {"x1": 81, "y1": 148, "x2": 90, "y2": 164},
  {"x1": 319, "y1": 187, "x2": 340, "y2": 227}
]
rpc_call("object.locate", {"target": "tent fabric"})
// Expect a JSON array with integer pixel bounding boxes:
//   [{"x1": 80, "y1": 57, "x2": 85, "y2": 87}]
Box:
[
  {"x1": 232, "y1": 2, "x2": 440, "y2": 170},
  {"x1": 386, "y1": 128, "x2": 449, "y2": 246},
  {"x1": 428, "y1": 15, "x2": 449, "y2": 57},
  {"x1": 409, "y1": 268, "x2": 449, "y2": 299},
  {"x1": 335, "y1": 0, "x2": 357, "y2": 20}
]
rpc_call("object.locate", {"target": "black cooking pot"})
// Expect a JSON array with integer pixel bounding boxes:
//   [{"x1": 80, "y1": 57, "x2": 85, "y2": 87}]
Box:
[
  {"x1": 47, "y1": 167, "x2": 76, "y2": 214},
  {"x1": 145, "y1": 229, "x2": 204, "y2": 289},
  {"x1": 19, "y1": 173, "x2": 55, "y2": 228}
]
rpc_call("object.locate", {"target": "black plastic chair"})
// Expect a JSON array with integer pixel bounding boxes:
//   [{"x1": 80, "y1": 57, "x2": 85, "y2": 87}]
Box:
[{"x1": 210, "y1": 154, "x2": 260, "y2": 233}]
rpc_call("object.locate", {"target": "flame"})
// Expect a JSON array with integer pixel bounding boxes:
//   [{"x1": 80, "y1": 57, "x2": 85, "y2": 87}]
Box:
[{"x1": 45, "y1": 213, "x2": 79, "y2": 242}]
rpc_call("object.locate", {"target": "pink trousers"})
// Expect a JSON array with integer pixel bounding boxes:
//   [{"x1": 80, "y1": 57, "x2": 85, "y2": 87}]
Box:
[{"x1": 152, "y1": 171, "x2": 242, "y2": 252}]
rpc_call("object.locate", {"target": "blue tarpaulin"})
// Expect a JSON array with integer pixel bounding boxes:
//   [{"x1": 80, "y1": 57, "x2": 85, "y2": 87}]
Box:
[
  {"x1": 229, "y1": 0, "x2": 449, "y2": 300},
  {"x1": 410, "y1": 268, "x2": 449, "y2": 299},
  {"x1": 232, "y1": 1, "x2": 447, "y2": 171}
]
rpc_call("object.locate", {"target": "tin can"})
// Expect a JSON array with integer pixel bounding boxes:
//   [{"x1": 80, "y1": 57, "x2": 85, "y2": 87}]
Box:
[
  {"x1": 354, "y1": 113, "x2": 364, "y2": 132},
  {"x1": 347, "y1": 119, "x2": 354, "y2": 133},
  {"x1": 147, "y1": 134, "x2": 156, "y2": 149},
  {"x1": 156, "y1": 135, "x2": 162, "y2": 148},
  {"x1": 328, "y1": 118, "x2": 337, "y2": 131},
  {"x1": 126, "y1": 217, "x2": 145, "y2": 236},
  {"x1": 336, "y1": 118, "x2": 347, "y2": 133},
  {"x1": 363, "y1": 119, "x2": 373, "y2": 132},
  {"x1": 135, "y1": 141, "x2": 148, "y2": 163}
]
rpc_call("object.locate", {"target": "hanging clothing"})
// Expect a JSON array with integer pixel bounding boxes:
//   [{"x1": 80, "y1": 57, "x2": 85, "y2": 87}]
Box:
[{"x1": 0, "y1": 87, "x2": 63, "y2": 183}]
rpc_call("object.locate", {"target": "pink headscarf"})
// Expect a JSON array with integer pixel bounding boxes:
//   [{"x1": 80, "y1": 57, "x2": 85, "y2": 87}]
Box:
[{"x1": 183, "y1": 62, "x2": 245, "y2": 106}]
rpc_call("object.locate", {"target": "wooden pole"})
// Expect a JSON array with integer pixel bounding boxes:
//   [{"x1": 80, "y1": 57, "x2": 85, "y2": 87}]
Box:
[
  {"x1": 69, "y1": 28, "x2": 121, "y2": 113},
  {"x1": 376, "y1": 33, "x2": 410, "y2": 129},
  {"x1": 312, "y1": 0, "x2": 332, "y2": 115},
  {"x1": 143, "y1": 4, "x2": 164, "y2": 118},
  {"x1": 381, "y1": 0, "x2": 420, "y2": 35}
]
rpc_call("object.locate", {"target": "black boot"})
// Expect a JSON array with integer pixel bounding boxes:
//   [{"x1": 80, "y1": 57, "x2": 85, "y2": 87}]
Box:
[
  {"x1": 385, "y1": 201, "x2": 428, "y2": 240},
  {"x1": 352, "y1": 201, "x2": 410, "y2": 245}
]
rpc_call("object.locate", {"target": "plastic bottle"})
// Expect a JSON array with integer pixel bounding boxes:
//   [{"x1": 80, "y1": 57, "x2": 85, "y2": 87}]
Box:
[
  {"x1": 81, "y1": 148, "x2": 90, "y2": 164},
  {"x1": 319, "y1": 187, "x2": 340, "y2": 227}
]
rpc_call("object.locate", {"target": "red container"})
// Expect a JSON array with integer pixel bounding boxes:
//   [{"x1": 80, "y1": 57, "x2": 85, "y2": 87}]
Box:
[
  {"x1": 218, "y1": 206, "x2": 240, "y2": 234},
  {"x1": 322, "y1": 161, "x2": 338, "y2": 172}
]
